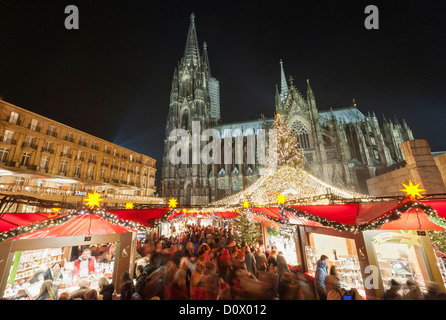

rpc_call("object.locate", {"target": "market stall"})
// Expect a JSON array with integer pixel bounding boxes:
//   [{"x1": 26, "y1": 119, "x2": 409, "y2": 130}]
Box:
[{"x1": 0, "y1": 210, "x2": 144, "y2": 299}]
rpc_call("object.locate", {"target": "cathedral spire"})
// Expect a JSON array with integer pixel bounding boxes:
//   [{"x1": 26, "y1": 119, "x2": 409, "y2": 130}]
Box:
[
  {"x1": 202, "y1": 41, "x2": 211, "y2": 77},
  {"x1": 279, "y1": 59, "x2": 288, "y2": 104},
  {"x1": 183, "y1": 13, "x2": 201, "y2": 67}
]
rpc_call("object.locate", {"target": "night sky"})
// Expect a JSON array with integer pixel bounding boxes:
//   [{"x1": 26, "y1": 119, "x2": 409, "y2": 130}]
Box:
[{"x1": 0, "y1": 0, "x2": 445, "y2": 192}]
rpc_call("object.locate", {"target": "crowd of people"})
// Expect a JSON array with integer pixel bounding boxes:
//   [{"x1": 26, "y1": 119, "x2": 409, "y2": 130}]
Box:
[{"x1": 16, "y1": 224, "x2": 446, "y2": 300}]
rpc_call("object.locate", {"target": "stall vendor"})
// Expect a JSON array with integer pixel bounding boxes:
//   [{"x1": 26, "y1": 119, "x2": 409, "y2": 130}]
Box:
[
  {"x1": 43, "y1": 262, "x2": 64, "y2": 282},
  {"x1": 72, "y1": 248, "x2": 97, "y2": 278}
]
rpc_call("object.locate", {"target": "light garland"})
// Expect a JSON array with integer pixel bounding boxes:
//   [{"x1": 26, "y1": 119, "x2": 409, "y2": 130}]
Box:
[{"x1": 0, "y1": 207, "x2": 148, "y2": 242}]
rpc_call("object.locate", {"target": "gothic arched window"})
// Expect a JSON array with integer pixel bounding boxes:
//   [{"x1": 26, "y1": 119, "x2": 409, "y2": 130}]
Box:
[{"x1": 291, "y1": 120, "x2": 310, "y2": 149}]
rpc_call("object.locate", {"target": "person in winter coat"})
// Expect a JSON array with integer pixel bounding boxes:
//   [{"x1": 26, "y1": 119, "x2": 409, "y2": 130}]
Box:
[
  {"x1": 98, "y1": 277, "x2": 115, "y2": 300},
  {"x1": 276, "y1": 251, "x2": 290, "y2": 280},
  {"x1": 119, "y1": 271, "x2": 135, "y2": 300},
  {"x1": 36, "y1": 279, "x2": 58, "y2": 300},
  {"x1": 315, "y1": 255, "x2": 329, "y2": 300},
  {"x1": 325, "y1": 265, "x2": 341, "y2": 294},
  {"x1": 243, "y1": 245, "x2": 257, "y2": 276}
]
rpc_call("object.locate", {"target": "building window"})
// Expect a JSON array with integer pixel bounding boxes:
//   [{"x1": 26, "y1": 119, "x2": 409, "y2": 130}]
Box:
[
  {"x1": 0, "y1": 147, "x2": 10, "y2": 163},
  {"x1": 65, "y1": 132, "x2": 74, "y2": 142},
  {"x1": 79, "y1": 136, "x2": 86, "y2": 146},
  {"x1": 30, "y1": 119, "x2": 39, "y2": 131},
  {"x1": 3, "y1": 130, "x2": 15, "y2": 144},
  {"x1": 15, "y1": 176, "x2": 26, "y2": 185},
  {"x1": 43, "y1": 141, "x2": 54, "y2": 153},
  {"x1": 24, "y1": 136, "x2": 36, "y2": 149},
  {"x1": 74, "y1": 163, "x2": 81, "y2": 177},
  {"x1": 62, "y1": 146, "x2": 71, "y2": 157},
  {"x1": 47, "y1": 125, "x2": 56, "y2": 137},
  {"x1": 9, "y1": 112, "x2": 19, "y2": 124},
  {"x1": 40, "y1": 156, "x2": 49, "y2": 171},
  {"x1": 35, "y1": 179, "x2": 44, "y2": 187},
  {"x1": 20, "y1": 152, "x2": 31, "y2": 167},
  {"x1": 88, "y1": 166, "x2": 94, "y2": 179},
  {"x1": 100, "y1": 168, "x2": 106, "y2": 180},
  {"x1": 59, "y1": 160, "x2": 68, "y2": 175},
  {"x1": 76, "y1": 150, "x2": 84, "y2": 161}
]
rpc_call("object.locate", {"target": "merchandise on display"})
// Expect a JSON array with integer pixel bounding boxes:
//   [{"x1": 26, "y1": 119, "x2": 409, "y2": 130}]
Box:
[{"x1": 3, "y1": 245, "x2": 115, "y2": 299}]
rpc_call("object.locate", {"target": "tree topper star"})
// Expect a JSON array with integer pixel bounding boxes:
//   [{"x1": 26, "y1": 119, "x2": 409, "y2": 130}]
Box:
[
  {"x1": 400, "y1": 181, "x2": 426, "y2": 199},
  {"x1": 84, "y1": 191, "x2": 103, "y2": 209}
]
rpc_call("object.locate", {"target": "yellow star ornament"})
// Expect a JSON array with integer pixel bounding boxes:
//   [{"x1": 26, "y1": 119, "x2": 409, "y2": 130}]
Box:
[
  {"x1": 277, "y1": 193, "x2": 286, "y2": 205},
  {"x1": 84, "y1": 191, "x2": 103, "y2": 209},
  {"x1": 125, "y1": 202, "x2": 134, "y2": 210},
  {"x1": 400, "y1": 181, "x2": 426, "y2": 199},
  {"x1": 168, "y1": 198, "x2": 178, "y2": 208},
  {"x1": 243, "y1": 201, "x2": 250, "y2": 208}
]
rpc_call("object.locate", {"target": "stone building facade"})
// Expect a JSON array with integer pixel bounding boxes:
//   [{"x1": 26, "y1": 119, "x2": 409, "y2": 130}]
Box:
[
  {"x1": 367, "y1": 139, "x2": 446, "y2": 197},
  {"x1": 161, "y1": 14, "x2": 416, "y2": 206},
  {"x1": 0, "y1": 98, "x2": 160, "y2": 212}
]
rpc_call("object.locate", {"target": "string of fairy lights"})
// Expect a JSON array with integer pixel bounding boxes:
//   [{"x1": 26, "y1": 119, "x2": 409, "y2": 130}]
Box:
[
  {"x1": 0, "y1": 177, "x2": 445, "y2": 242},
  {"x1": 0, "y1": 191, "x2": 147, "y2": 242}
]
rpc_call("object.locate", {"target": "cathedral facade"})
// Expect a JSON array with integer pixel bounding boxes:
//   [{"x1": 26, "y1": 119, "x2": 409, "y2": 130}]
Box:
[{"x1": 161, "y1": 14, "x2": 414, "y2": 206}]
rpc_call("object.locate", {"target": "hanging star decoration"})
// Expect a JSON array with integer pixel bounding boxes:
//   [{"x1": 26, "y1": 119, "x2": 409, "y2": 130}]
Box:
[
  {"x1": 277, "y1": 193, "x2": 286, "y2": 205},
  {"x1": 400, "y1": 181, "x2": 426, "y2": 199},
  {"x1": 84, "y1": 191, "x2": 103, "y2": 209},
  {"x1": 243, "y1": 201, "x2": 250, "y2": 208},
  {"x1": 168, "y1": 198, "x2": 178, "y2": 209},
  {"x1": 399, "y1": 230, "x2": 421, "y2": 248},
  {"x1": 125, "y1": 202, "x2": 134, "y2": 210},
  {"x1": 48, "y1": 208, "x2": 61, "y2": 218}
]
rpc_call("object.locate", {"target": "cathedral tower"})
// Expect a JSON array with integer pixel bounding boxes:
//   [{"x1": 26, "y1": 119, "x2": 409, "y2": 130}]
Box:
[{"x1": 161, "y1": 14, "x2": 220, "y2": 206}]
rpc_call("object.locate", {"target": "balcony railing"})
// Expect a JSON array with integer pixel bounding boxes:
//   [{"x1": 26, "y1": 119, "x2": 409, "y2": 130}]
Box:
[
  {"x1": 46, "y1": 130, "x2": 58, "y2": 138},
  {"x1": 0, "y1": 183, "x2": 163, "y2": 203},
  {"x1": 21, "y1": 142, "x2": 38, "y2": 150},
  {"x1": 64, "y1": 136, "x2": 74, "y2": 143},
  {"x1": 0, "y1": 137, "x2": 17, "y2": 145},
  {"x1": 60, "y1": 152, "x2": 73, "y2": 159},
  {"x1": 28, "y1": 125, "x2": 42, "y2": 132},
  {"x1": 7, "y1": 117, "x2": 22, "y2": 126},
  {"x1": 75, "y1": 156, "x2": 85, "y2": 162},
  {"x1": 41, "y1": 147, "x2": 55, "y2": 154}
]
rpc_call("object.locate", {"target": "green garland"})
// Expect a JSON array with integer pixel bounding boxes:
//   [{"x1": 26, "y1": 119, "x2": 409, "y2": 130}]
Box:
[
  {"x1": 0, "y1": 208, "x2": 147, "y2": 242},
  {"x1": 280, "y1": 204, "x2": 402, "y2": 233},
  {"x1": 281, "y1": 200, "x2": 445, "y2": 233}
]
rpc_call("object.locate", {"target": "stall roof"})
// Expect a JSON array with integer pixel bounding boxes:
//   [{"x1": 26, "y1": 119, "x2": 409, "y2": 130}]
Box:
[
  {"x1": 250, "y1": 207, "x2": 322, "y2": 227},
  {"x1": 12, "y1": 214, "x2": 136, "y2": 240},
  {"x1": 284, "y1": 200, "x2": 401, "y2": 226},
  {"x1": 108, "y1": 208, "x2": 171, "y2": 227},
  {"x1": 0, "y1": 212, "x2": 63, "y2": 232}
]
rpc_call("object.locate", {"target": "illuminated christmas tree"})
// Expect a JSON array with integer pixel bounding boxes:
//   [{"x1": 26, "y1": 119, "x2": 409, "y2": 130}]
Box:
[
  {"x1": 267, "y1": 113, "x2": 306, "y2": 170},
  {"x1": 232, "y1": 210, "x2": 261, "y2": 246}
]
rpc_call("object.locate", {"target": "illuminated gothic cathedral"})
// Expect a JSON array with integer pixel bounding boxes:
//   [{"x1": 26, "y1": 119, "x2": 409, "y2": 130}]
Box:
[{"x1": 161, "y1": 14, "x2": 414, "y2": 206}]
